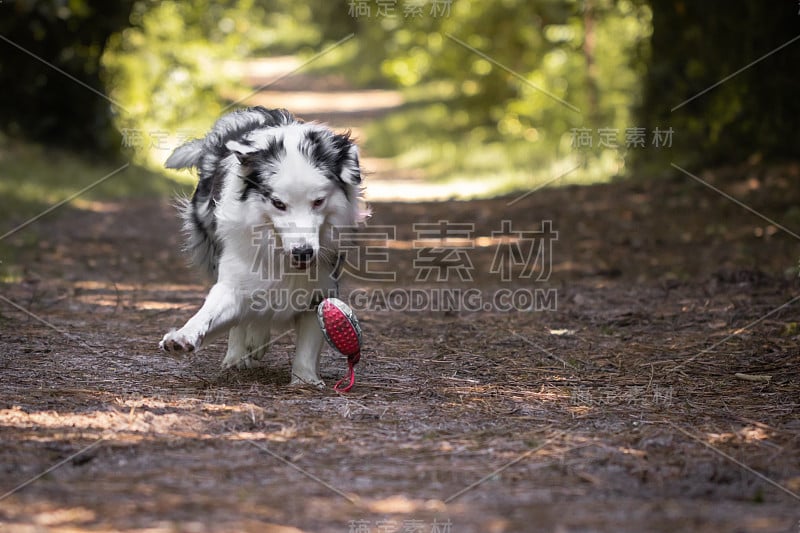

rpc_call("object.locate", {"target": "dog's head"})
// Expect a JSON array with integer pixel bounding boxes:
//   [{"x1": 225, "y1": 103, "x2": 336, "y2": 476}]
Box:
[{"x1": 227, "y1": 124, "x2": 363, "y2": 270}]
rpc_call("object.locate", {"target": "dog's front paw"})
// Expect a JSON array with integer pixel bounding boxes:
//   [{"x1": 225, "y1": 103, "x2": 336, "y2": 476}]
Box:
[
  {"x1": 159, "y1": 329, "x2": 202, "y2": 355},
  {"x1": 289, "y1": 373, "x2": 325, "y2": 389}
]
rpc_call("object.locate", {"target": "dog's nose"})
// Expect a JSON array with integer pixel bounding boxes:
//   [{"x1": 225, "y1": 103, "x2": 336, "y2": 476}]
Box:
[{"x1": 290, "y1": 244, "x2": 314, "y2": 262}]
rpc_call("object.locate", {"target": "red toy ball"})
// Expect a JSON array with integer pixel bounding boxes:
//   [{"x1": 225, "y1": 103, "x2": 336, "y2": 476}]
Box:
[{"x1": 317, "y1": 298, "x2": 362, "y2": 392}]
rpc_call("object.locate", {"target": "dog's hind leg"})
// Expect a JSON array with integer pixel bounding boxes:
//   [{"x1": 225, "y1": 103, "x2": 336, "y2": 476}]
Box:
[
  {"x1": 290, "y1": 311, "x2": 325, "y2": 388},
  {"x1": 245, "y1": 323, "x2": 271, "y2": 363},
  {"x1": 221, "y1": 323, "x2": 270, "y2": 369},
  {"x1": 160, "y1": 283, "x2": 241, "y2": 354},
  {"x1": 221, "y1": 325, "x2": 247, "y2": 369}
]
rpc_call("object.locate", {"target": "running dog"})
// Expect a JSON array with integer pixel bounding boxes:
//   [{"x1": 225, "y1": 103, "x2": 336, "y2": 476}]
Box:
[{"x1": 159, "y1": 107, "x2": 366, "y2": 387}]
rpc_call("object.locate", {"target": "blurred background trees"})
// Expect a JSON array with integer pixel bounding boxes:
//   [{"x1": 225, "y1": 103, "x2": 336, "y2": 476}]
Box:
[
  {"x1": 0, "y1": 0, "x2": 134, "y2": 154},
  {"x1": 341, "y1": 0, "x2": 651, "y2": 186},
  {"x1": 640, "y1": 0, "x2": 800, "y2": 169},
  {"x1": 1, "y1": 0, "x2": 798, "y2": 184}
]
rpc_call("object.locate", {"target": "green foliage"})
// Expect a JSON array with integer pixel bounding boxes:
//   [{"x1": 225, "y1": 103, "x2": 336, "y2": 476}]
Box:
[
  {"x1": 4, "y1": 0, "x2": 796, "y2": 188},
  {"x1": 636, "y1": 0, "x2": 800, "y2": 171},
  {"x1": 99, "y1": 0, "x2": 653, "y2": 186},
  {"x1": 346, "y1": 0, "x2": 652, "y2": 187},
  {"x1": 104, "y1": 0, "x2": 266, "y2": 162},
  {"x1": 0, "y1": 0, "x2": 134, "y2": 155},
  {"x1": 102, "y1": 0, "x2": 341, "y2": 168}
]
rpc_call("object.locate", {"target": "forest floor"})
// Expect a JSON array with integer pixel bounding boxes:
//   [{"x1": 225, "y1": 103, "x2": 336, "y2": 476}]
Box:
[{"x1": 1, "y1": 64, "x2": 800, "y2": 533}]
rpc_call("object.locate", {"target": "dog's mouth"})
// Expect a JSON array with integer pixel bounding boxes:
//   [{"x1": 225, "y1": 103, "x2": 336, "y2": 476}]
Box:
[{"x1": 290, "y1": 257, "x2": 315, "y2": 271}]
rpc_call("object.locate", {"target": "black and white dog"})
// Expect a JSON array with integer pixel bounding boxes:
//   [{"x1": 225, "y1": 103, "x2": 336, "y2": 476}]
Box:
[{"x1": 159, "y1": 107, "x2": 366, "y2": 387}]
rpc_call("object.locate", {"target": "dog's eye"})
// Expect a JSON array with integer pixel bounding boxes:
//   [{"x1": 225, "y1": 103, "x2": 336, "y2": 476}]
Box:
[
  {"x1": 312, "y1": 198, "x2": 325, "y2": 209},
  {"x1": 271, "y1": 198, "x2": 287, "y2": 211}
]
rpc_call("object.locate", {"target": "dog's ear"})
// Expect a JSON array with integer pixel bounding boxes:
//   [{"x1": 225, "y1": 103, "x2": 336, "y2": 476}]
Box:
[
  {"x1": 226, "y1": 138, "x2": 285, "y2": 176},
  {"x1": 303, "y1": 129, "x2": 361, "y2": 186},
  {"x1": 331, "y1": 133, "x2": 361, "y2": 186},
  {"x1": 226, "y1": 140, "x2": 259, "y2": 169}
]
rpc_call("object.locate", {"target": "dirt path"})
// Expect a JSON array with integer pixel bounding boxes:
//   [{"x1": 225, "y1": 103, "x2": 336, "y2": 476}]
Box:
[
  {"x1": 1, "y1": 65, "x2": 800, "y2": 532},
  {"x1": 2, "y1": 174, "x2": 800, "y2": 532},
  {"x1": 231, "y1": 56, "x2": 487, "y2": 201}
]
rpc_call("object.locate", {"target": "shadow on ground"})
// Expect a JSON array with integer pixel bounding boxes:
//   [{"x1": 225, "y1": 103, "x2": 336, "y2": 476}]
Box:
[{"x1": 1, "y1": 165, "x2": 799, "y2": 532}]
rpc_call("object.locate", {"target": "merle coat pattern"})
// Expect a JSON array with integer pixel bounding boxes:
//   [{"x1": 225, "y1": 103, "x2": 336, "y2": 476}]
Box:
[{"x1": 160, "y1": 107, "x2": 365, "y2": 387}]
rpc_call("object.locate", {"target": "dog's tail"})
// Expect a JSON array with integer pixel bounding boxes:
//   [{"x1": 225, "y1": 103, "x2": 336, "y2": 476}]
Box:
[{"x1": 165, "y1": 139, "x2": 204, "y2": 170}]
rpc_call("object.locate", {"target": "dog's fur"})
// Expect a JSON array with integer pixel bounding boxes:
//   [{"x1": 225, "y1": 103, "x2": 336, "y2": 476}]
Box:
[{"x1": 159, "y1": 107, "x2": 365, "y2": 387}]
